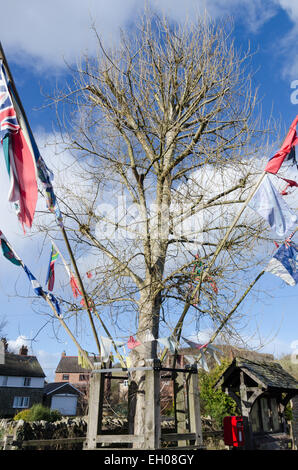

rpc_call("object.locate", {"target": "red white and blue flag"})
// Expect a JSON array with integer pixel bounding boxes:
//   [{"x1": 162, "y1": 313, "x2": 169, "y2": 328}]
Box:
[
  {"x1": 0, "y1": 56, "x2": 62, "y2": 230},
  {"x1": 0, "y1": 62, "x2": 19, "y2": 133},
  {"x1": 265, "y1": 242, "x2": 298, "y2": 286}
]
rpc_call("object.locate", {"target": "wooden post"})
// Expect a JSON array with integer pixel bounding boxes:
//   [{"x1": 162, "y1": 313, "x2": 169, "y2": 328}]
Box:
[
  {"x1": 84, "y1": 363, "x2": 105, "y2": 450},
  {"x1": 187, "y1": 367, "x2": 203, "y2": 447},
  {"x1": 174, "y1": 371, "x2": 187, "y2": 447},
  {"x1": 144, "y1": 359, "x2": 161, "y2": 449},
  {"x1": 3, "y1": 435, "x2": 15, "y2": 450},
  {"x1": 239, "y1": 371, "x2": 253, "y2": 450}
]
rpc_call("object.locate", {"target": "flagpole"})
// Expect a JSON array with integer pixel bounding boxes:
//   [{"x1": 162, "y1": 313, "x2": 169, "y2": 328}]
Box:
[
  {"x1": 195, "y1": 269, "x2": 265, "y2": 363},
  {"x1": 50, "y1": 235, "x2": 126, "y2": 367},
  {"x1": 59, "y1": 226, "x2": 102, "y2": 355},
  {"x1": 43, "y1": 293, "x2": 93, "y2": 370},
  {"x1": 0, "y1": 43, "x2": 33, "y2": 136}
]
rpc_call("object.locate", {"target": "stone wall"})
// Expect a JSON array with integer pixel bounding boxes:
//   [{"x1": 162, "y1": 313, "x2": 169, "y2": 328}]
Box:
[
  {"x1": 0, "y1": 415, "x2": 225, "y2": 450},
  {"x1": 0, "y1": 416, "x2": 88, "y2": 450},
  {"x1": 291, "y1": 396, "x2": 298, "y2": 450}
]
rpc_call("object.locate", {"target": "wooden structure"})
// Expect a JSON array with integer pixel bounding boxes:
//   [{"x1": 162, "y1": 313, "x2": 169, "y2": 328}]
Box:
[
  {"x1": 84, "y1": 359, "x2": 203, "y2": 450},
  {"x1": 215, "y1": 357, "x2": 298, "y2": 450}
]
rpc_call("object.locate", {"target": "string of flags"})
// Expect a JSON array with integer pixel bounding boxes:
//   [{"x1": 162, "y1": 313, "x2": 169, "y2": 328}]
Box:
[
  {"x1": 48, "y1": 239, "x2": 82, "y2": 299},
  {"x1": 88, "y1": 330, "x2": 222, "y2": 371},
  {"x1": 0, "y1": 230, "x2": 61, "y2": 316}
]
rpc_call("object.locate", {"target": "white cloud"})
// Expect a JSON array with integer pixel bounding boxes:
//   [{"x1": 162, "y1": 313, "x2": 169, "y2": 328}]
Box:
[
  {"x1": 0, "y1": 0, "x2": 286, "y2": 72},
  {"x1": 8, "y1": 335, "x2": 30, "y2": 353},
  {"x1": 1, "y1": 0, "x2": 140, "y2": 70},
  {"x1": 8, "y1": 337, "x2": 61, "y2": 381}
]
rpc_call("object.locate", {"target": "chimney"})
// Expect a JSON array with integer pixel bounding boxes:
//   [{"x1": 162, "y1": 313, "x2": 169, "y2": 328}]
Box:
[
  {"x1": 61, "y1": 350, "x2": 66, "y2": 357},
  {"x1": 19, "y1": 345, "x2": 28, "y2": 356}
]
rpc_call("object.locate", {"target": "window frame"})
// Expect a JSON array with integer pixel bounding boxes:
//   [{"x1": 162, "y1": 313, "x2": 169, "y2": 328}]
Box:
[
  {"x1": 23, "y1": 377, "x2": 31, "y2": 387},
  {"x1": 13, "y1": 396, "x2": 30, "y2": 408}
]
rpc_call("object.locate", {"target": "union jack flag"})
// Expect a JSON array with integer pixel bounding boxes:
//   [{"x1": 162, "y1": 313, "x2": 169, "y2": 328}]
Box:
[{"x1": 0, "y1": 61, "x2": 19, "y2": 133}]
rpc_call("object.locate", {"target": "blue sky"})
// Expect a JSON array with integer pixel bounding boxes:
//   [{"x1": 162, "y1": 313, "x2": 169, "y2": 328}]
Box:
[{"x1": 0, "y1": 0, "x2": 298, "y2": 381}]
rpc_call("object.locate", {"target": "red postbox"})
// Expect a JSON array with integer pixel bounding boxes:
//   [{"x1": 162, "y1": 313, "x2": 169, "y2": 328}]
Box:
[{"x1": 223, "y1": 416, "x2": 245, "y2": 447}]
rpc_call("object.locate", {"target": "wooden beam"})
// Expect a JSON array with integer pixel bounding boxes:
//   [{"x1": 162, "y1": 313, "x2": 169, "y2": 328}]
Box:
[
  {"x1": 84, "y1": 364, "x2": 105, "y2": 450},
  {"x1": 187, "y1": 368, "x2": 203, "y2": 447},
  {"x1": 144, "y1": 359, "x2": 161, "y2": 449},
  {"x1": 96, "y1": 435, "x2": 144, "y2": 444},
  {"x1": 161, "y1": 433, "x2": 197, "y2": 442},
  {"x1": 174, "y1": 371, "x2": 187, "y2": 447}
]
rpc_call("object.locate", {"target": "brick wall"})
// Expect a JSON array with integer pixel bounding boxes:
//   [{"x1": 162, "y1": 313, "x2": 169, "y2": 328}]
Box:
[{"x1": 55, "y1": 372, "x2": 90, "y2": 386}]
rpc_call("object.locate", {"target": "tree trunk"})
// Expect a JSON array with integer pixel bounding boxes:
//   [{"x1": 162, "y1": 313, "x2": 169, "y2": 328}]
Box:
[{"x1": 128, "y1": 285, "x2": 162, "y2": 447}]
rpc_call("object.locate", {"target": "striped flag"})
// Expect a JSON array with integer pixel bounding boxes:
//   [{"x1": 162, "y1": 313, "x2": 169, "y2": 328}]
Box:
[{"x1": 45, "y1": 244, "x2": 59, "y2": 291}]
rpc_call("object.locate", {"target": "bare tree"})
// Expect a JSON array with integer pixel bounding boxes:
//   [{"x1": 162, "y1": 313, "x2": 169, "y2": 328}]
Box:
[{"x1": 38, "y1": 13, "x2": 275, "y2": 439}]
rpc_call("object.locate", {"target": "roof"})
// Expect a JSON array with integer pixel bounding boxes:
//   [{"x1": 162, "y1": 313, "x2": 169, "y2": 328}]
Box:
[
  {"x1": 0, "y1": 353, "x2": 45, "y2": 378},
  {"x1": 44, "y1": 382, "x2": 82, "y2": 395},
  {"x1": 216, "y1": 357, "x2": 298, "y2": 392},
  {"x1": 55, "y1": 355, "x2": 99, "y2": 373}
]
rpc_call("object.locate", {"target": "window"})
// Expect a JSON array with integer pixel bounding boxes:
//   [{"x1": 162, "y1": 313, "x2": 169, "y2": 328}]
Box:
[
  {"x1": 13, "y1": 396, "x2": 29, "y2": 408},
  {"x1": 23, "y1": 377, "x2": 31, "y2": 387},
  {"x1": 79, "y1": 374, "x2": 88, "y2": 381},
  {"x1": 62, "y1": 374, "x2": 69, "y2": 380},
  {"x1": 1, "y1": 376, "x2": 8, "y2": 386}
]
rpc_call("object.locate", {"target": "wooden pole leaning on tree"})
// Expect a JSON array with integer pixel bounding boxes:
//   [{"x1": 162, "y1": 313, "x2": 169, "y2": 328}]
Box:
[
  {"x1": 186, "y1": 226, "x2": 298, "y2": 364},
  {"x1": 59, "y1": 226, "x2": 102, "y2": 355},
  {"x1": 160, "y1": 170, "x2": 267, "y2": 363},
  {"x1": 43, "y1": 293, "x2": 93, "y2": 370},
  {"x1": 50, "y1": 237, "x2": 126, "y2": 368}
]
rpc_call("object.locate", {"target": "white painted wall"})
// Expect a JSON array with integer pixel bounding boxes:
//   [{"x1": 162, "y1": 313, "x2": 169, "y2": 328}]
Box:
[{"x1": 0, "y1": 375, "x2": 44, "y2": 388}]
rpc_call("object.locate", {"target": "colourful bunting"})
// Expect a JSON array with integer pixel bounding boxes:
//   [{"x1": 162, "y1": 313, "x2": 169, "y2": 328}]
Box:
[
  {"x1": 0, "y1": 231, "x2": 21, "y2": 266},
  {"x1": 78, "y1": 349, "x2": 90, "y2": 369},
  {"x1": 265, "y1": 116, "x2": 298, "y2": 174},
  {"x1": 248, "y1": 175, "x2": 297, "y2": 237},
  {"x1": 127, "y1": 336, "x2": 141, "y2": 350},
  {"x1": 45, "y1": 244, "x2": 59, "y2": 291},
  {"x1": 100, "y1": 336, "x2": 113, "y2": 363},
  {"x1": 265, "y1": 241, "x2": 298, "y2": 286},
  {"x1": 0, "y1": 57, "x2": 62, "y2": 230}
]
